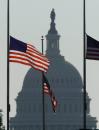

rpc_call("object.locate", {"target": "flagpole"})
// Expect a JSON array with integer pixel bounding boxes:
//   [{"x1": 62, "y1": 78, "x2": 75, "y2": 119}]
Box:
[
  {"x1": 83, "y1": 0, "x2": 87, "y2": 129},
  {"x1": 41, "y1": 36, "x2": 46, "y2": 130},
  {"x1": 7, "y1": 0, "x2": 10, "y2": 130}
]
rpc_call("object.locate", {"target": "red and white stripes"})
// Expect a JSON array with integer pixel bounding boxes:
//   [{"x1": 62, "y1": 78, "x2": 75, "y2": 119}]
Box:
[
  {"x1": 44, "y1": 82, "x2": 57, "y2": 112},
  {"x1": 9, "y1": 44, "x2": 50, "y2": 72}
]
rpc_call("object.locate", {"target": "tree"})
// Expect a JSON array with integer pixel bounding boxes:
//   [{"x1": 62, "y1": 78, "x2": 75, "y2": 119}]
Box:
[{"x1": 0, "y1": 110, "x2": 5, "y2": 130}]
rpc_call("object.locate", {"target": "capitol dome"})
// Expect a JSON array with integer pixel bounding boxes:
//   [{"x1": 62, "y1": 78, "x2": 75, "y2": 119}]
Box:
[{"x1": 10, "y1": 9, "x2": 97, "y2": 130}]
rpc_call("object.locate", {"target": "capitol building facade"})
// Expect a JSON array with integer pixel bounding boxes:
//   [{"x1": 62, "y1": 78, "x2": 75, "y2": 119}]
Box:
[{"x1": 10, "y1": 9, "x2": 97, "y2": 130}]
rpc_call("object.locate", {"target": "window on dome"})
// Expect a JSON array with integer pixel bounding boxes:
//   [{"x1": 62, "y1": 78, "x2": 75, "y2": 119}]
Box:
[
  {"x1": 57, "y1": 41, "x2": 59, "y2": 49},
  {"x1": 45, "y1": 104, "x2": 48, "y2": 112},
  {"x1": 35, "y1": 125, "x2": 41, "y2": 130},
  {"x1": 52, "y1": 79, "x2": 54, "y2": 83},
  {"x1": 65, "y1": 78, "x2": 69, "y2": 84},
  {"x1": 32, "y1": 104, "x2": 36, "y2": 112},
  {"x1": 51, "y1": 43, "x2": 54, "y2": 48},
  {"x1": 57, "y1": 104, "x2": 60, "y2": 112},
  {"x1": 74, "y1": 104, "x2": 78, "y2": 112},
  {"x1": 64, "y1": 104, "x2": 67, "y2": 112},
  {"x1": 56, "y1": 78, "x2": 59, "y2": 83},
  {"x1": 50, "y1": 125, "x2": 54, "y2": 130},
  {"x1": 69, "y1": 104, "x2": 72, "y2": 113},
  {"x1": 57, "y1": 125, "x2": 63, "y2": 130},
  {"x1": 61, "y1": 79, "x2": 64, "y2": 83},
  {"x1": 37, "y1": 79, "x2": 40, "y2": 83}
]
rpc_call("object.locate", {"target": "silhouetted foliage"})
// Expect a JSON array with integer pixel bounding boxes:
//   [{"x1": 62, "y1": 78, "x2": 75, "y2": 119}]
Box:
[{"x1": 0, "y1": 110, "x2": 5, "y2": 130}]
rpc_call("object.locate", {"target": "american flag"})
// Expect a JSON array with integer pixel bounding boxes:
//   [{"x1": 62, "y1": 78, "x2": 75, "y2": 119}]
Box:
[
  {"x1": 86, "y1": 35, "x2": 99, "y2": 60},
  {"x1": 43, "y1": 74, "x2": 57, "y2": 112},
  {"x1": 9, "y1": 36, "x2": 50, "y2": 72}
]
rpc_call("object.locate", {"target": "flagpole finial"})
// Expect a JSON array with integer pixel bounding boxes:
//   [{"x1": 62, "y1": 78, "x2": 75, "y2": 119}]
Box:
[
  {"x1": 41, "y1": 36, "x2": 44, "y2": 40},
  {"x1": 41, "y1": 36, "x2": 44, "y2": 54}
]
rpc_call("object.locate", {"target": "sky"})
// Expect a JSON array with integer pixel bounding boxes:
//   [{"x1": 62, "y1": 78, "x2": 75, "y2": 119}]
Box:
[{"x1": 0, "y1": 0, "x2": 99, "y2": 128}]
